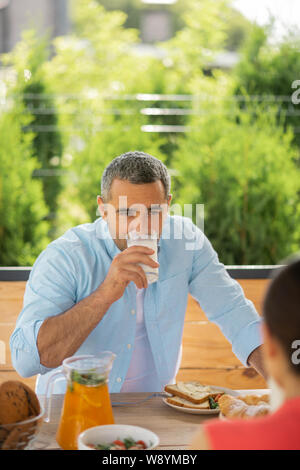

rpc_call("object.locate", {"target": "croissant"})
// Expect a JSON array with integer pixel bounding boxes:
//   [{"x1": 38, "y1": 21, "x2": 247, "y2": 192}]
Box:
[
  {"x1": 236, "y1": 394, "x2": 270, "y2": 406},
  {"x1": 219, "y1": 394, "x2": 270, "y2": 419}
]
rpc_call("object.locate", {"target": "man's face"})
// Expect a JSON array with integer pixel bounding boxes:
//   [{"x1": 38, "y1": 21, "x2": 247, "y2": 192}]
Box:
[{"x1": 97, "y1": 178, "x2": 172, "y2": 251}]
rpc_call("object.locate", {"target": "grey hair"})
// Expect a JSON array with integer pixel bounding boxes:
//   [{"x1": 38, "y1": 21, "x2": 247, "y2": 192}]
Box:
[{"x1": 101, "y1": 151, "x2": 171, "y2": 201}]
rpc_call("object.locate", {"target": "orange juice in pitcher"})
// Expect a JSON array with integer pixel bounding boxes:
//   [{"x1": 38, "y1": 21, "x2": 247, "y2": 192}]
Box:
[{"x1": 44, "y1": 353, "x2": 116, "y2": 450}]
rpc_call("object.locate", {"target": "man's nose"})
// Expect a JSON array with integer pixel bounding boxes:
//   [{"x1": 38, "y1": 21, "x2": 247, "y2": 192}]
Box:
[
  {"x1": 133, "y1": 215, "x2": 149, "y2": 235},
  {"x1": 128, "y1": 212, "x2": 151, "y2": 235}
]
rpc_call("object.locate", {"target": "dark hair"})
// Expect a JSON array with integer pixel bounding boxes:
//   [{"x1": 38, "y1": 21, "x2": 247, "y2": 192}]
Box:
[
  {"x1": 263, "y1": 254, "x2": 300, "y2": 375},
  {"x1": 101, "y1": 151, "x2": 171, "y2": 201}
]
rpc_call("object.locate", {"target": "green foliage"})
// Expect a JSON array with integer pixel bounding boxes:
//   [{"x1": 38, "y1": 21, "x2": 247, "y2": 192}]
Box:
[
  {"x1": 42, "y1": 0, "x2": 165, "y2": 230},
  {"x1": 0, "y1": 108, "x2": 50, "y2": 265},
  {"x1": 60, "y1": 114, "x2": 166, "y2": 227},
  {"x1": 222, "y1": 6, "x2": 253, "y2": 52},
  {"x1": 172, "y1": 102, "x2": 300, "y2": 265},
  {"x1": 164, "y1": 0, "x2": 229, "y2": 89},
  {"x1": 2, "y1": 31, "x2": 64, "y2": 236},
  {"x1": 47, "y1": 0, "x2": 140, "y2": 99},
  {"x1": 95, "y1": 0, "x2": 142, "y2": 32},
  {"x1": 1, "y1": 0, "x2": 299, "y2": 267},
  {"x1": 97, "y1": 0, "x2": 251, "y2": 51},
  {"x1": 233, "y1": 22, "x2": 300, "y2": 148},
  {"x1": 23, "y1": 80, "x2": 63, "y2": 223},
  {"x1": 44, "y1": 0, "x2": 150, "y2": 146}
]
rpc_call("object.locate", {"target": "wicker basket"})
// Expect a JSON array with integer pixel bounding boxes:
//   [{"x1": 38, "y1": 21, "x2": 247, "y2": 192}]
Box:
[{"x1": 0, "y1": 407, "x2": 45, "y2": 450}]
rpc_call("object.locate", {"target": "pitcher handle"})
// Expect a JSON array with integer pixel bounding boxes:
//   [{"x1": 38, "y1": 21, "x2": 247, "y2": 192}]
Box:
[{"x1": 43, "y1": 368, "x2": 65, "y2": 423}]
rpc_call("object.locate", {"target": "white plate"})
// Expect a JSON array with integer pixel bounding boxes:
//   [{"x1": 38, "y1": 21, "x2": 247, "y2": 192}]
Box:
[{"x1": 163, "y1": 386, "x2": 240, "y2": 415}]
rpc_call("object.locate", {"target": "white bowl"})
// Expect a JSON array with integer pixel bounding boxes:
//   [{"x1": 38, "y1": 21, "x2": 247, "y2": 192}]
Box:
[{"x1": 78, "y1": 424, "x2": 160, "y2": 450}]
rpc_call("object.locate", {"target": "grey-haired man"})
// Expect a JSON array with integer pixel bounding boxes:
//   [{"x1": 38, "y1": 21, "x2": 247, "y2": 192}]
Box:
[{"x1": 11, "y1": 151, "x2": 265, "y2": 394}]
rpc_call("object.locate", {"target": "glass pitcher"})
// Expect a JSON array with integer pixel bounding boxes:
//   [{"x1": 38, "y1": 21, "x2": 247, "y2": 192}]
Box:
[{"x1": 44, "y1": 352, "x2": 116, "y2": 450}]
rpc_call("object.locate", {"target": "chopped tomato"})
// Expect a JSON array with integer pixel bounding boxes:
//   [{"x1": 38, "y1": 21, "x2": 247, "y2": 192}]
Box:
[
  {"x1": 136, "y1": 440, "x2": 147, "y2": 449},
  {"x1": 214, "y1": 394, "x2": 223, "y2": 402},
  {"x1": 112, "y1": 440, "x2": 126, "y2": 449}
]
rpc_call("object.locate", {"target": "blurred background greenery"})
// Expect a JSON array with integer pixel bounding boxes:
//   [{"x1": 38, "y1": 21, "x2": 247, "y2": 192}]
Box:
[{"x1": 0, "y1": 0, "x2": 299, "y2": 266}]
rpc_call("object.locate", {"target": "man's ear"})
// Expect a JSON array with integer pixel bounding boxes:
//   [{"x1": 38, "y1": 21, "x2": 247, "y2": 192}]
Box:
[
  {"x1": 97, "y1": 195, "x2": 107, "y2": 219},
  {"x1": 164, "y1": 194, "x2": 172, "y2": 216}
]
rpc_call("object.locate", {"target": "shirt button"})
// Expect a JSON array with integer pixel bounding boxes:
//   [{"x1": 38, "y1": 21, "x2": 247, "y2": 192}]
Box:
[
  {"x1": 131, "y1": 309, "x2": 135, "y2": 315},
  {"x1": 116, "y1": 377, "x2": 122, "y2": 383},
  {"x1": 127, "y1": 344, "x2": 131, "y2": 349}
]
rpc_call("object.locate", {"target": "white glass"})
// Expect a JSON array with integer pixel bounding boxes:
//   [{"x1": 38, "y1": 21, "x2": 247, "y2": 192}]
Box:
[{"x1": 127, "y1": 230, "x2": 159, "y2": 284}]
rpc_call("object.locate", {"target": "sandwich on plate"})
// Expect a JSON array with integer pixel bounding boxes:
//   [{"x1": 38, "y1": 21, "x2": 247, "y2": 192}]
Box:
[{"x1": 164, "y1": 381, "x2": 224, "y2": 410}]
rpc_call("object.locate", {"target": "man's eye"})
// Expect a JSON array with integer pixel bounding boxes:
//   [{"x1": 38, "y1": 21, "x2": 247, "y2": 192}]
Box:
[
  {"x1": 118, "y1": 208, "x2": 162, "y2": 216},
  {"x1": 118, "y1": 210, "x2": 136, "y2": 217}
]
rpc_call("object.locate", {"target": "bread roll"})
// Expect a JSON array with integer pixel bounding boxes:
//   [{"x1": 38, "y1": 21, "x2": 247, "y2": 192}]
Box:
[
  {"x1": 0, "y1": 380, "x2": 41, "y2": 450},
  {"x1": 237, "y1": 394, "x2": 270, "y2": 406},
  {"x1": 0, "y1": 381, "x2": 30, "y2": 424},
  {"x1": 219, "y1": 394, "x2": 270, "y2": 419}
]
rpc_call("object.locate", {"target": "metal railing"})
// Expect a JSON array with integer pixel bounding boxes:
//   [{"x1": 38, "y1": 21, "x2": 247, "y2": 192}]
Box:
[
  {"x1": 0, "y1": 266, "x2": 283, "y2": 281},
  {"x1": 1, "y1": 92, "x2": 299, "y2": 176},
  {"x1": 1, "y1": 93, "x2": 299, "y2": 135}
]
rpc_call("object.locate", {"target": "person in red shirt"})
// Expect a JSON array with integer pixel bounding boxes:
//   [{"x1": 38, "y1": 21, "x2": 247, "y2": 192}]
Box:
[{"x1": 189, "y1": 255, "x2": 300, "y2": 450}]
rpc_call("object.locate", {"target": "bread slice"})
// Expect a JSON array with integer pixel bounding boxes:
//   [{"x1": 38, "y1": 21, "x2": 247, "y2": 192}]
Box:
[
  {"x1": 166, "y1": 395, "x2": 210, "y2": 409},
  {"x1": 164, "y1": 381, "x2": 221, "y2": 404}
]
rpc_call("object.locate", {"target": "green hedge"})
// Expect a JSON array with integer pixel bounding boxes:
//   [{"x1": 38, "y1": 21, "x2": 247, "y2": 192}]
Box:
[
  {"x1": 0, "y1": 109, "x2": 50, "y2": 266},
  {"x1": 172, "y1": 102, "x2": 300, "y2": 265}
]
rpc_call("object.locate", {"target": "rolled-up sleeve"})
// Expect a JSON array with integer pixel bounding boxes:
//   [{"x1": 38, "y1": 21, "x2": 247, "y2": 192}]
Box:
[
  {"x1": 10, "y1": 245, "x2": 77, "y2": 377},
  {"x1": 188, "y1": 228, "x2": 263, "y2": 367}
]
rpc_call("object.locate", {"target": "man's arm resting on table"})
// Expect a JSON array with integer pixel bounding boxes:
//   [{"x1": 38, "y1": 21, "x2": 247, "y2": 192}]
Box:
[
  {"x1": 247, "y1": 345, "x2": 268, "y2": 379},
  {"x1": 37, "y1": 284, "x2": 113, "y2": 369}
]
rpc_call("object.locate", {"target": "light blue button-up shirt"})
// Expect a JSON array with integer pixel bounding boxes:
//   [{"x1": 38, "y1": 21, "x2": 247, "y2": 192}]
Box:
[{"x1": 10, "y1": 215, "x2": 263, "y2": 394}]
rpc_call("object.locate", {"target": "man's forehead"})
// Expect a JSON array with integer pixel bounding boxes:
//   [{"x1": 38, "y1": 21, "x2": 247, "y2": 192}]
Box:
[{"x1": 109, "y1": 178, "x2": 166, "y2": 205}]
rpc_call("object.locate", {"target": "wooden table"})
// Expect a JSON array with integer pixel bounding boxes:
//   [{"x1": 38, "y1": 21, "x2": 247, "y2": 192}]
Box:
[{"x1": 36, "y1": 390, "x2": 269, "y2": 450}]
